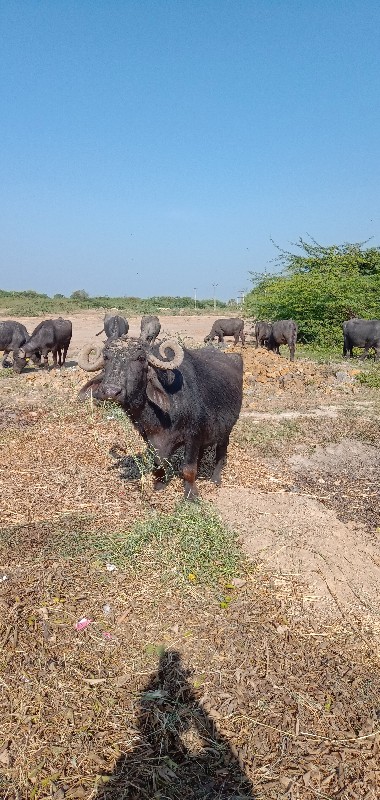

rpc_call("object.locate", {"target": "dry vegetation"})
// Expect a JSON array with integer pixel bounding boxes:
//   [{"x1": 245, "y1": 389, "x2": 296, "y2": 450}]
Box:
[{"x1": 1, "y1": 343, "x2": 380, "y2": 799}]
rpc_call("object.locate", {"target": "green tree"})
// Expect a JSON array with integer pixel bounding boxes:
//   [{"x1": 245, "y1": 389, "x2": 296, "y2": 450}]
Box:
[
  {"x1": 245, "y1": 238, "x2": 380, "y2": 345},
  {"x1": 70, "y1": 289, "x2": 89, "y2": 301}
]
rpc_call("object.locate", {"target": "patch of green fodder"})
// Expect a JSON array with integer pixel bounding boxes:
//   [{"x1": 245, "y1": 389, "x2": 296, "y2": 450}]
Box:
[
  {"x1": 15, "y1": 502, "x2": 244, "y2": 588},
  {"x1": 356, "y1": 365, "x2": 380, "y2": 388},
  {"x1": 0, "y1": 367, "x2": 14, "y2": 379}
]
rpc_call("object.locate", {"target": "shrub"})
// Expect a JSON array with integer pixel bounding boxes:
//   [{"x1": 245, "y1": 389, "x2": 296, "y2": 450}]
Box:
[{"x1": 245, "y1": 237, "x2": 380, "y2": 347}]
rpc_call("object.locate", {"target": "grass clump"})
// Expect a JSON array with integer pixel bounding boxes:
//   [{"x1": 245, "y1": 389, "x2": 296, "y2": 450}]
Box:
[
  {"x1": 356, "y1": 368, "x2": 380, "y2": 388},
  {"x1": 0, "y1": 367, "x2": 14, "y2": 379},
  {"x1": 48, "y1": 502, "x2": 243, "y2": 587}
]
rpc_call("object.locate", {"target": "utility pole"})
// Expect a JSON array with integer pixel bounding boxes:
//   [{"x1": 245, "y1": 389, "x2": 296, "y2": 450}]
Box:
[
  {"x1": 212, "y1": 282, "x2": 218, "y2": 312},
  {"x1": 194, "y1": 287, "x2": 197, "y2": 310}
]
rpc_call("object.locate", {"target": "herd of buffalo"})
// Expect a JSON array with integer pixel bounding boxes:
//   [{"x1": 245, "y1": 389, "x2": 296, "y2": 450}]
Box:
[{"x1": 1, "y1": 313, "x2": 380, "y2": 498}]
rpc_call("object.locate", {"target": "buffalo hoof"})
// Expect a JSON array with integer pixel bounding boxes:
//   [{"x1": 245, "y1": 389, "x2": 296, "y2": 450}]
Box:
[
  {"x1": 184, "y1": 485, "x2": 199, "y2": 502},
  {"x1": 153, "y1": 479, "x2": 167, "y2": 492}
]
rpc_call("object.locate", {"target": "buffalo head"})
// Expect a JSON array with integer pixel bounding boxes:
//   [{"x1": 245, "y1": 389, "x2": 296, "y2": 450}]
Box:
[{"x1": 77, "y1": 336, "x2": 184, "y2": 411}]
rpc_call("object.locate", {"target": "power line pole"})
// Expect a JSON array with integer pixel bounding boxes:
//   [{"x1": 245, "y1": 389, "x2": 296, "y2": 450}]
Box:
[
  {"x1": 212, "y1": 282, "x2": 218, "y2": 312},
  {"x1": 194, "y1": 287, "x2": 197, "y2": 310}
]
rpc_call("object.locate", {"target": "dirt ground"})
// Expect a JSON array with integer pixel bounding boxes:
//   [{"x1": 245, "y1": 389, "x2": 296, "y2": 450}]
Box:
[
  {"x1": 13, "y1": 312, "x2": 229, "y2": 358},
  {"x1": 1, "y1": 312, "x2": 380, "y2": 799}
]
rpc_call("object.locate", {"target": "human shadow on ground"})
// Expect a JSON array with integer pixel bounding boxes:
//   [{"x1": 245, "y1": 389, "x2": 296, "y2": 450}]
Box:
[{"x1": 94, "y1": 648, "x2": 255, "y2": 799}]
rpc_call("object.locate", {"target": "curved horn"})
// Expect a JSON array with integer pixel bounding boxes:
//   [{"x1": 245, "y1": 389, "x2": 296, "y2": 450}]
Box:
[
  {"x1": 147, "y1": 338, "x2": 184, "y2": 370},
  {"x1": 77, "y1": 344, "x2": 105, "y2": 372}
]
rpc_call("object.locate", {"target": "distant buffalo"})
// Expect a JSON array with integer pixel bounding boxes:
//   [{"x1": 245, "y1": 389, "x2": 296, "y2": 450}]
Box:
[
  {"x1": 255, "y1": 321, "x2": 272, "y2": 348},
  {"x1": 343, "y1": 318, "x2": 380, "y2": 360},
  {"x1": 140, "y1": 315, "x2": 161, "y2": 345},
  {"x1": 204, "y1": 318, "x2": 245, "y2": 346},
  {"x1": 13, "y1": 318, "x2": 72, "y2": 373},
  {"x1": 0, "y1": 321, "x2": 30, "y2": 367},
  {"x1": 266, "y1": 320, "x2": 298, "y2": 361},
  {"x1": 96, "y1": 314, "x2": 129, "y2": 340}
]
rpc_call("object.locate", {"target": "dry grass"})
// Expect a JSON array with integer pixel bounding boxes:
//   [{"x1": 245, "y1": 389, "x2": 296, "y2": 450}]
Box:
[{"x1": 1, "y1": 364, "x2": 380, "y2": 798}]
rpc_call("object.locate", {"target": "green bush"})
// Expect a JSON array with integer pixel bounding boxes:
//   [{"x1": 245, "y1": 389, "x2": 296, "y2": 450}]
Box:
[
  {"x1": 356, "y1": 369, "x2": 380, "y2": 388},
  {"x1": 245, "y1": 237, "x2": 380, "y2": 347}
]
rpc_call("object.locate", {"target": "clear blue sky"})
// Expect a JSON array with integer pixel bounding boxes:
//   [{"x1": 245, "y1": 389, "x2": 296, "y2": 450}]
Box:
[{"x1": 1, "y1": 0, "x2": 379, "y2": 300}]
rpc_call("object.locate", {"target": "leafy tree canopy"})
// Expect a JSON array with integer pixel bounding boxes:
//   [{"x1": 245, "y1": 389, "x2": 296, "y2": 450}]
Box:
[
  {"x1": 245, "y1": 237, "x2": 380, "y2": 344},
  {"x1": 70, "y1": 289, "x2": 89, "y2": 300}
]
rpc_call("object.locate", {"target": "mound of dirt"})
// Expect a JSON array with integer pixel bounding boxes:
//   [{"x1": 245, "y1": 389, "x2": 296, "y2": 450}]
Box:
[
  {"x1": 215, "y1": 486, "x2": 380, "y2": 630},
  {"x1": 234, "y1": 346, "x2": 332, "y2": 390}
]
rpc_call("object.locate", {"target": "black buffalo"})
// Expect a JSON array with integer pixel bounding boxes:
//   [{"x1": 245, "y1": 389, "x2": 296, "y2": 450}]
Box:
[
  {"x1": 140, "y1": 315, "x2": 161, "y2": 344},
  {"x1": 96, "y1": 314, "x2": 129, "y2": 340},
  {"x1": 78, "y1": 337, "x2": 243, "y2": 500},
  {"x1": 204, "y1": 318, "x2": 245, "y2": 345},
  {"x1": 343, "y1": 318, "x2": 380, "y2": 360},
  {"x1": 13, "y1": 318, "x2": 72, "y2": 373},
  {"x1": 266, "y1": 320, "x2": 298, "y2": 361},
  {"x1": 255, "y1": 321, "x2": 272, "y2": 348},
  {"x1": 0, "y1": 321, "x2": 30, "y2": 367}
]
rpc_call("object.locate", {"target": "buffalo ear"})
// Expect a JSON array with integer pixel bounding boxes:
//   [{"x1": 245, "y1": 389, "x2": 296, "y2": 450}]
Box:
[
  {"x1": 18, "y1": 348, "x2": 26, "y2": 358},
  {"x1": 146, "y1": 366, "x2": 170, "y2": 413}
]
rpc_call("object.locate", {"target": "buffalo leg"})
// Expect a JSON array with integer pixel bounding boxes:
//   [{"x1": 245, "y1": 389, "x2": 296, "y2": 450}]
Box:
[
  {"x1": 359, "y1": 345, "x2": 370, "y2": 360},
  {"x1": 2, "y1": 349, "x2": 11, "y2": 367},
  {"x1": 289, "y1": 342, "x2": 295, "y2": 361},
  {"x1": 52, "y1": 348, "x2": 58, "y2": 367},
  {"x1": 61, "y1": 343, "x2": 69, "y2": 365},
  {"x1": 240, "y1": 331, "x2": 246, "y2": 346},
  {"x1": 183, "y1": 441, "x2": 200, "y2": 500},
  {"x1": 212, "y1": 437, "x2": 229, "y2": 486},
  {"x1": 41, "y1": 348, "x2": 49, "y2": 368},
  {"x1": 151, "y1": 441, "x2": 173, "y2": 491}
]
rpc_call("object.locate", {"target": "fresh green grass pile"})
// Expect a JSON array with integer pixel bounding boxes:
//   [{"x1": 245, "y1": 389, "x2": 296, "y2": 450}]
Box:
[{"x1": 37, "y1": 502, "x2": 244, "y2": 587}]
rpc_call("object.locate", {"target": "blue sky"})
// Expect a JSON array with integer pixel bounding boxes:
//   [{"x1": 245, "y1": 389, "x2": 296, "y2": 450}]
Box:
[{"x1": 1, "y1": 0, "x2": 379, "y2": 300}]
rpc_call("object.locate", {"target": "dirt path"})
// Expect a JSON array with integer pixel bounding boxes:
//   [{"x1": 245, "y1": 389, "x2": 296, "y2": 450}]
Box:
[{"x1": 216, "y1": 486, "x2": 380, "y2": 629}]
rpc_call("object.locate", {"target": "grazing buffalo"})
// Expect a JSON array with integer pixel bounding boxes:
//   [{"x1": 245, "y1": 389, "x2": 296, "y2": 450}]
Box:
[
  {"x1": 140, "y1": 315, "x2": 161, "y2": 344},
  {"x1": 267, "y1": 320, "x2": 298, "y2": 361},
  {"x1": 96, "y1": 314, "x2": 129, "y2": 340},
  {"x1": 13, "y1": 318, "x2": 72, "y2": 373},
  {"x1": 343, "y1": 318, "x2": 380, "y2": 360},
  {"x1": 0, "y1": 321, "x2": 30, "y2": 367},
  {"x1": 255, "y1": 321, "x2": 272, "y2": 348},
  {"x1": 77, "y1": 337, "x2": 243, "y2": 500},
  {"x1": 204, "y1": 318, "x2": 245, "y2": 346}
]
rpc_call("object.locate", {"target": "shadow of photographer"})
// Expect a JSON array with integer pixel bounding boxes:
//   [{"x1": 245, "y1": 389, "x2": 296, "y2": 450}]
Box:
[{"x1": 94, "y1": 648, "x2": 254, "y2": 799}]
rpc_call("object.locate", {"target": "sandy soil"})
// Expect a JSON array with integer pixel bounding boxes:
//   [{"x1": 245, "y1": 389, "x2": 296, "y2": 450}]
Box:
[
  {"x1": 216, "y1": 486, "x2": 380, "y2": 627},
  {"x1": 14, "y1": 312, "x2": 232, "y2": 357}
]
